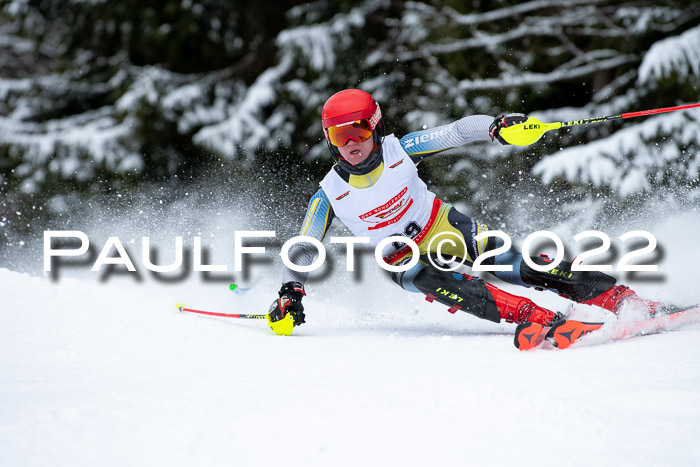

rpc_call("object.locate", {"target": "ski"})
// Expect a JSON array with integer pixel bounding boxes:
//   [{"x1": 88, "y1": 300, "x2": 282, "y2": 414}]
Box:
[
  {"x1": 515, "y1": 304, "x2": 700, "y2": 350},
  {"x1": 514, "y1": 322, "x2": 553, "y2": 350},
  {"x1": 547, "y1": 319, "x2": 604, "y2": 349}
]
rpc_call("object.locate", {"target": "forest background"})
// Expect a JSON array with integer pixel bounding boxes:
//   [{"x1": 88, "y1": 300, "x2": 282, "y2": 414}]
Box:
[{"x1": 1, "y1": 0, "x2": 699, "y2": 265}]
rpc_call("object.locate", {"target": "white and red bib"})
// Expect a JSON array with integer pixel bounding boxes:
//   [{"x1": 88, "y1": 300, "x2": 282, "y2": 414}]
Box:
[{"x1": 320, "y1": 135, "x2": 437, "y2": 257}]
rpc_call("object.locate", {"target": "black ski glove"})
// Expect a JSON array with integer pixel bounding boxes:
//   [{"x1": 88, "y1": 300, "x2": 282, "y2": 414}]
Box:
[
  {"x1": 489, "y1": 113, "x2": 528, "y2": 145},
  {"x1": 267, "y1": 281, "x2": 306, "y2": 335}
]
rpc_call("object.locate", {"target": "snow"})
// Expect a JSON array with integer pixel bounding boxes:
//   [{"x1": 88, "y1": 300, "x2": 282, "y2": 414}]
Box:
[
  {"x1": 277, "y1": 24, "x2": 337, "y2": 72},
  {"x1": 2, "y1": 207, "x2": 700, "y2": 466},
  {"x1": 638, "y1": 24, "x2": 700, "y2": 83},
  {"x1": 0, "y1": 77, "x2": 32, "y2": 100},
  {"x1": 115, "y1": 67, "x2": 170, "y2": 112},
  {"x1": 2, "y1": 0, "x2": 30, "y2": 16}
]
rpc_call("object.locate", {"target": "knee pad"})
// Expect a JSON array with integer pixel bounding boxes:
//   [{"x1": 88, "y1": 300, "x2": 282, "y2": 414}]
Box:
[
  {"x1": 412, "y1": 267, "x2": 501, "y2": 323},
  {"x1": 519, "y1": 257, "x2": 616, "y2": 302}
]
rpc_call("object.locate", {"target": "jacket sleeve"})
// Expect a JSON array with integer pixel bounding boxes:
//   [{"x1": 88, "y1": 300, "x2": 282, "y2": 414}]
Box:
[
  {"x1": 281, "y1": 187, "x2": 335, "y2": 285},
  {"x1": 399, "y1": 114, "x2": 494, "y2": 164}
]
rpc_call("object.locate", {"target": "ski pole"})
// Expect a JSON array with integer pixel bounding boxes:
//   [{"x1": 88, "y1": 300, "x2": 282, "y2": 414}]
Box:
[
  {"x1": 499, "y1": 102, "x2": 700, "y2": 146},
  {"x1": 175, "y1": 303, "x2": 267, "y2": 319}
]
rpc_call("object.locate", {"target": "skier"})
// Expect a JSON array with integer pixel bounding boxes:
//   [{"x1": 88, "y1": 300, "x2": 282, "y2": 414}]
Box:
[{"x1": 267, "y1": 89, "x2": 667, "y2": 342}]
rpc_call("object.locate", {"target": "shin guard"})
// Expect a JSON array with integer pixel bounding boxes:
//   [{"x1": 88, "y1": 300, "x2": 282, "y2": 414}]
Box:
[
  {"x1": 412, "y1": 268, "x2": 501, "y2": 322},
  {"x1": 412, "y1": 267, "x2": 561, "y2": 325}
]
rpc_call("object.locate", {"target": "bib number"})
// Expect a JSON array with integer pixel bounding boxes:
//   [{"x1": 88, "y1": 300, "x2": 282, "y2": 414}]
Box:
[{"x1": 391, "y1": 221, "x2": 422, "y2": 250}]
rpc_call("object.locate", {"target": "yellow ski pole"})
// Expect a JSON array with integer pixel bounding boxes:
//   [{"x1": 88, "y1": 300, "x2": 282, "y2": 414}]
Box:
[{"x1": 499, "y1": 102, "x2": 700, "y2": 146}]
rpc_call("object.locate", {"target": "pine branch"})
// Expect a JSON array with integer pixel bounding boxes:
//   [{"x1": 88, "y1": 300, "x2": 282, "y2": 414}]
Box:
[
  {"x1": 457, "y1": 53, "x2": 637, "y2": 91},
  {"x1": 637, "y1": 24, "x2": 700, "y2": 84},
  {"x1": 442, "y1": 0, "x2": 603, "y2": 26}
]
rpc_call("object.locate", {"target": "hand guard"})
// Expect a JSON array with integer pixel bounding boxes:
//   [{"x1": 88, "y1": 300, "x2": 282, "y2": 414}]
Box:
[
  {"x1": 267, "y1": 281, "x2": 306, "y2": 336},
  {"x1": 489, "y1": 113, "x2": 528, "y2": 145}
]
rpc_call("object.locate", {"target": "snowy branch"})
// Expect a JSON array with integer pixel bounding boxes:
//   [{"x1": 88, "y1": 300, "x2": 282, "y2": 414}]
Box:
[
  {"x1": 441, "y1": 0, "x2": 603, "y2": 27},
  {"x1": 457, "y1": 54, "x2": 636, "y2": 91},
  {"x1": 192, "y1": 57, "x2": 293, "y2": 158},
  {"x1": 637, "y1": 24, "x2": 700, "y2": 84},
  {"x1": 0, "y1": 76, "x2": 31, "y2": 100},
  {"x1": 0, "y1": 107, "x2": 138, "y2": 193},
  {"x1": 533, "y1": 109, "x2": 700, "y2": 197}
]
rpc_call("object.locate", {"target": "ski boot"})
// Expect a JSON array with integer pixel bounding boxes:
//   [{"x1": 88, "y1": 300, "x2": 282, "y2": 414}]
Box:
[
  {"x1": 581, "y1": 284, "x2": 676, "y2": 316},
  {"x1": 482, "y1": 280, "x2": 567, "y2": 349},
  {"x1": 519, "y1": 256, "x2": 673, "y2": 316}
]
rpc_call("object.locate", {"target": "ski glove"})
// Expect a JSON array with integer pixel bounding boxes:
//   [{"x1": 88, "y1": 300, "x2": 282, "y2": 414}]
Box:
[
  {"x1": 267, "y1": 281, "x2": 306, "y2": 336},
  {"x1": 489, "y1": 113, "x2": 528, "y2": 145}
]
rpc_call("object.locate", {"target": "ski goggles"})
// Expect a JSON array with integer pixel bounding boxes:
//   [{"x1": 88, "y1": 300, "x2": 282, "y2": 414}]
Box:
[{"x1": 326, "y1": 119, "x2": 373, "y2": 147}]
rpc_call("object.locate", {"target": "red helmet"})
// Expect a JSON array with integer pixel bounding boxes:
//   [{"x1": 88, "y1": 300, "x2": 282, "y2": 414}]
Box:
[
  {"x1": 322, "y1": 89, "x2": 382, "y2": 147},
  {"x1": 321, "y1": 89, "x2": 385, "y2": 175}
]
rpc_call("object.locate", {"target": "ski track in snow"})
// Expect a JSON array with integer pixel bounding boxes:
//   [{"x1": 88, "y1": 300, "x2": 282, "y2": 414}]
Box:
[{"x1": 2, "y1": 213, "x2": 700, "y2": 466}]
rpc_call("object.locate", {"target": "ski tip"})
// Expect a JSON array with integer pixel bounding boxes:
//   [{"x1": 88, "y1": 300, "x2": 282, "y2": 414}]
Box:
[
  {"x1": 549, "y1": 319, "x2": 604, "y2": 349},
  {"x1": 514, "y1": 322, "x2": 549, "y2": 350},
  {"x1": 175, "y1": 302, "x2": 185, "y2": 312}
]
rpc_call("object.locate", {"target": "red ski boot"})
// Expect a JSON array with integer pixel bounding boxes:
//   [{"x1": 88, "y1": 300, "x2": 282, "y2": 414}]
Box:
[
  {"x1": 583, "y1": 285, "x2": 673, "y2": 316},
  {"x1": 484, "y1": 283, "x2": 563, "y2": 325},
  {"x1": 483, "y1": 283, "x2": 566, "y2": 349}
]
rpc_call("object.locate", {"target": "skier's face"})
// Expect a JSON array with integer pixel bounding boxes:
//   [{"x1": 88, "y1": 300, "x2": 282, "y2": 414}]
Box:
[{"x1": 337, "y1": 137, "x2": 375, "y2": 166}]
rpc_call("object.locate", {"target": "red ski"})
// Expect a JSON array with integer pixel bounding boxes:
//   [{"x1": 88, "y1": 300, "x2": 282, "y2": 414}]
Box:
[
  {"x1": 514, "y1": 322, "x2": 554, "y2": 350},
  {"x1": 515, "y1": 304, "x2": 700, "y2": 350}
]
